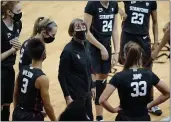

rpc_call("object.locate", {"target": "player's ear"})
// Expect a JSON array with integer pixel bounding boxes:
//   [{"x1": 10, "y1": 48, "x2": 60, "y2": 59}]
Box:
[{"x1": 7, "y1": 9, "x2": 12, "y2": 16}]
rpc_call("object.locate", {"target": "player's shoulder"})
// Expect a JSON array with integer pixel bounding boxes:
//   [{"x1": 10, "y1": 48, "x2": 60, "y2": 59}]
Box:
[
  {"x1": 86, "y1": 1, "x2": 98, "y2": 5},
  {"x1": 21, "y1": 38, "x2": 30, "y2": 48},
  {"x1": 36, "y1": 74, "x2": 49, "y2": 88},
  {"x1": 114, "y1": 71, "x2": 126, "y2": 79},
  {"x1": 138, "y1": 68, "x2": 152, "y2": 74}
]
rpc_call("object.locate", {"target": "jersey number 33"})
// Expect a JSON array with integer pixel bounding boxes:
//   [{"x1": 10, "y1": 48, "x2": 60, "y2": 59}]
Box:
[{"x1": 131, "y1": 81, "x2": 147, "y2": 97}]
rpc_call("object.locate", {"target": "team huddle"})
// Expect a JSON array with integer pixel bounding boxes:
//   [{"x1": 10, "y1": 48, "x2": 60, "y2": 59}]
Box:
[{"x1": 1, "y1": 1, "x2": 170, "y2": 121}]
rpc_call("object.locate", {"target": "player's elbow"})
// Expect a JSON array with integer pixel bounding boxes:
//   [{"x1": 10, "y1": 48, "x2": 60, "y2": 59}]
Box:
[
  {"x1": 99, "y1": 96, "x2": 105, "y2": 106},
  {"x1": 164, "y1": 91, "x2": 170, "y2": 99}
]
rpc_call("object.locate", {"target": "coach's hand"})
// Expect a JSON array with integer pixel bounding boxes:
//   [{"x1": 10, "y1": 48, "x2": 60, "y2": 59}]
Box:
[
  {"x1": 65, "y1": 96, "x2": 73, "y2": 105},
  {"x1": 100, "y1": 46, "x2": 109, "y2": 60},
  {"x1": 10, "y1": 38, "x2": 21, "y2": 51},
  {"x1": 91, "y1": 88, "x2": 96, "y2": 101}
]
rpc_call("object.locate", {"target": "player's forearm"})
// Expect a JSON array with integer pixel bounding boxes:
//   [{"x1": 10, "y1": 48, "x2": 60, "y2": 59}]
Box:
[
  {"x1": 100, "y1": 100, "x2": 116, "y2": 113},
  {"x1": 112, "y1": 32, "x2": 119, "y2": 53},
  {"x1": 13, "y1": 95, "x2": 19, "y2": 109},
  {"x1": 118, "y1": 7, "x2": 125, "y2": 16},
  {"x1": 158, "y1": 28, "x2": 170, "y2": 51},
  {"x1": 152, "y1": 21, "x2": 158, "y2": 44},
  {"x1": 1, "y1": 48, "x2": 16, "y2": 61},
  {"x1": 86, "y1": 31, "x2": 104, "y2": 50},
  {"x1": 44, "y1": 104, "x2": 56, "y2": 121},
  {"x1": 147, "y1": 94, "x2": 170, "y2": 109}
]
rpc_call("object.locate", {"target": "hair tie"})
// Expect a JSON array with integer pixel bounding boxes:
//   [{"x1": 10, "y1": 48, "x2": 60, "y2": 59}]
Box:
[{"x1": 39, "y1": 17, "x2": 44, "y2": 21}]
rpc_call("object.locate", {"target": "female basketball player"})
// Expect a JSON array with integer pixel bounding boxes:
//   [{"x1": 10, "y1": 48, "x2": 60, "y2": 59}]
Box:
[
  {"x1": 1, "y1": 1, "x2": 22, "y2": 120},
  {"x1": 84, "y1": 1, "x2": 119, "y2": 120},
  {"x1": 13, "y1": 38, "x2": 56, "y2": 121},
  {"x1": 118, "y1": 1, "x2": 162, "y2": 115},
  {"x1": 152, "y1": 22, "x2": 170, "y2": 59},
  {"x1": 99, "y1": 41, "x2": 170, "y2": 121},
  {"x1": 58, "y1": 18, "x2": 95, "y2": 121},
  {"x1": 19, "y1": 17, "x2": 57, "y2": 70}
]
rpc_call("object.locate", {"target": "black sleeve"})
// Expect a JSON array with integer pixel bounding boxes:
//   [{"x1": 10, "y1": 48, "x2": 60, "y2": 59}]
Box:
[
  {"x1": 114, "y1": 2, "x2": 119, "y2": 14},
  {"x1": 151, "y1": 1, "x2": 157, "y2": 11},
  {"x1": 58, "y1": 49, "x2": 71, "y2": 97},
  {"x1": 109, "y1": 73, "x2": 120, "y2": 88},
  {"x1": 151, "y1": 72, "x2": 160, "y2": 86},
  {"x1": 84, "y1": 1, "x2": 96, "y2": 16}
]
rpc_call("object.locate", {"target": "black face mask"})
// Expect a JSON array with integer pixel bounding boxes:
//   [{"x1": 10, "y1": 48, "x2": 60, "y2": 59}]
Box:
[
  {"x1": 44, "y1": 36, "x2": 55, "y2": 43},
  {"x1": 11, "y1": 12, "x2": 22, "y2": 22},
  {"x1": 75, "y1": 31, "x2": 86, "y2": 40}
]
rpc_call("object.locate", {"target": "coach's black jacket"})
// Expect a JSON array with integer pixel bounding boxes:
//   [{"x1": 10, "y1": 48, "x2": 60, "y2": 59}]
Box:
[{"x1": 58, "y1": 38, "x2": 94, "y2": 99}]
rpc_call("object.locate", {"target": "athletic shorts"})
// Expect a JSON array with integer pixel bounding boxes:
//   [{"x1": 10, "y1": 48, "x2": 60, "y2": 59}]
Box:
[
  {"x1": 12, "y1": 107, "x2": 44, "y2": 121},
  {"x1": 89, "y1": 41, "x2": 112, "y2": 74},
  {"x1": 119, "y1": 31, "x2": 152, "y2": 69},
  {"x1": 1, "y1": 66, "x2": 15, "y2": 105},
  {"x1": 115, "y1": 112, "x2": 151, "y2": 121}
]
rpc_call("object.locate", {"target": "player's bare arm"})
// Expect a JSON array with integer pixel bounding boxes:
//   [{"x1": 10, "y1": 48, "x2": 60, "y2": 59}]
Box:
[
  {"x1": 112, "y1": 14, "x2": 119, "y2": 66},
  {"x1": 151, "y1": 8, "x2": 158, "y2": 50},
  {"x1": 118, "y1": 7, "x2": 127, "y2": 21},
  {"x1": 99, "y1": 84, "x2": 121, "y2": 113},
  {"x1": 152, "y1": 26, "x2": 170, "y2": 59},
  {"x1": 147, "y1": 80, "x2": 170, "y2": 109},
  {"x1": 13, "y1": 73, "x2": 20, "y2": 108},
  {"x1": 36, "y1": 75, "x2": 56, "y2": 121},
  {"x1": 163, "y1": 22, "x2": 170, "y2": 33},
  {"x1": 84, "y1": 13, "x2": 109, "y2": 60}
]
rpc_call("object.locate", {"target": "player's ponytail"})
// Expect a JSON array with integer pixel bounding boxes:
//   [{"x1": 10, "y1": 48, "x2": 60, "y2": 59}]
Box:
[
  {"x1": 123, "y1": 41, "x2": 143, "y2": 70},
  {"x1": 1, "y1": 1, "x2": 20, "y2": 19},
  {"x1": 31, "y1": 17, "x2": 45, "y2": 37},
  {"x1": 31, "y1": 17, "x2": 57, "y2": 37}
]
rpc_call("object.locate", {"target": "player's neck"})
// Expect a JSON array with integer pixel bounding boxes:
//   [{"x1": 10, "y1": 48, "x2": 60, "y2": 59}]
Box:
[
  {"x1": 31, "y1": 60, "x2": 42, "y2": 69},
  {"x1": 35, "y1": 34, "x2": 44, "y2": 43},
  {"x1": 129, "y1": 64, "x2": 140, "y2": 69},
  {"x1": 100, "y1": 1, "x2": 109, "y2": 8},
  {"x1": 3, "y1": 16, "x2": 13, "y2": 27}
]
